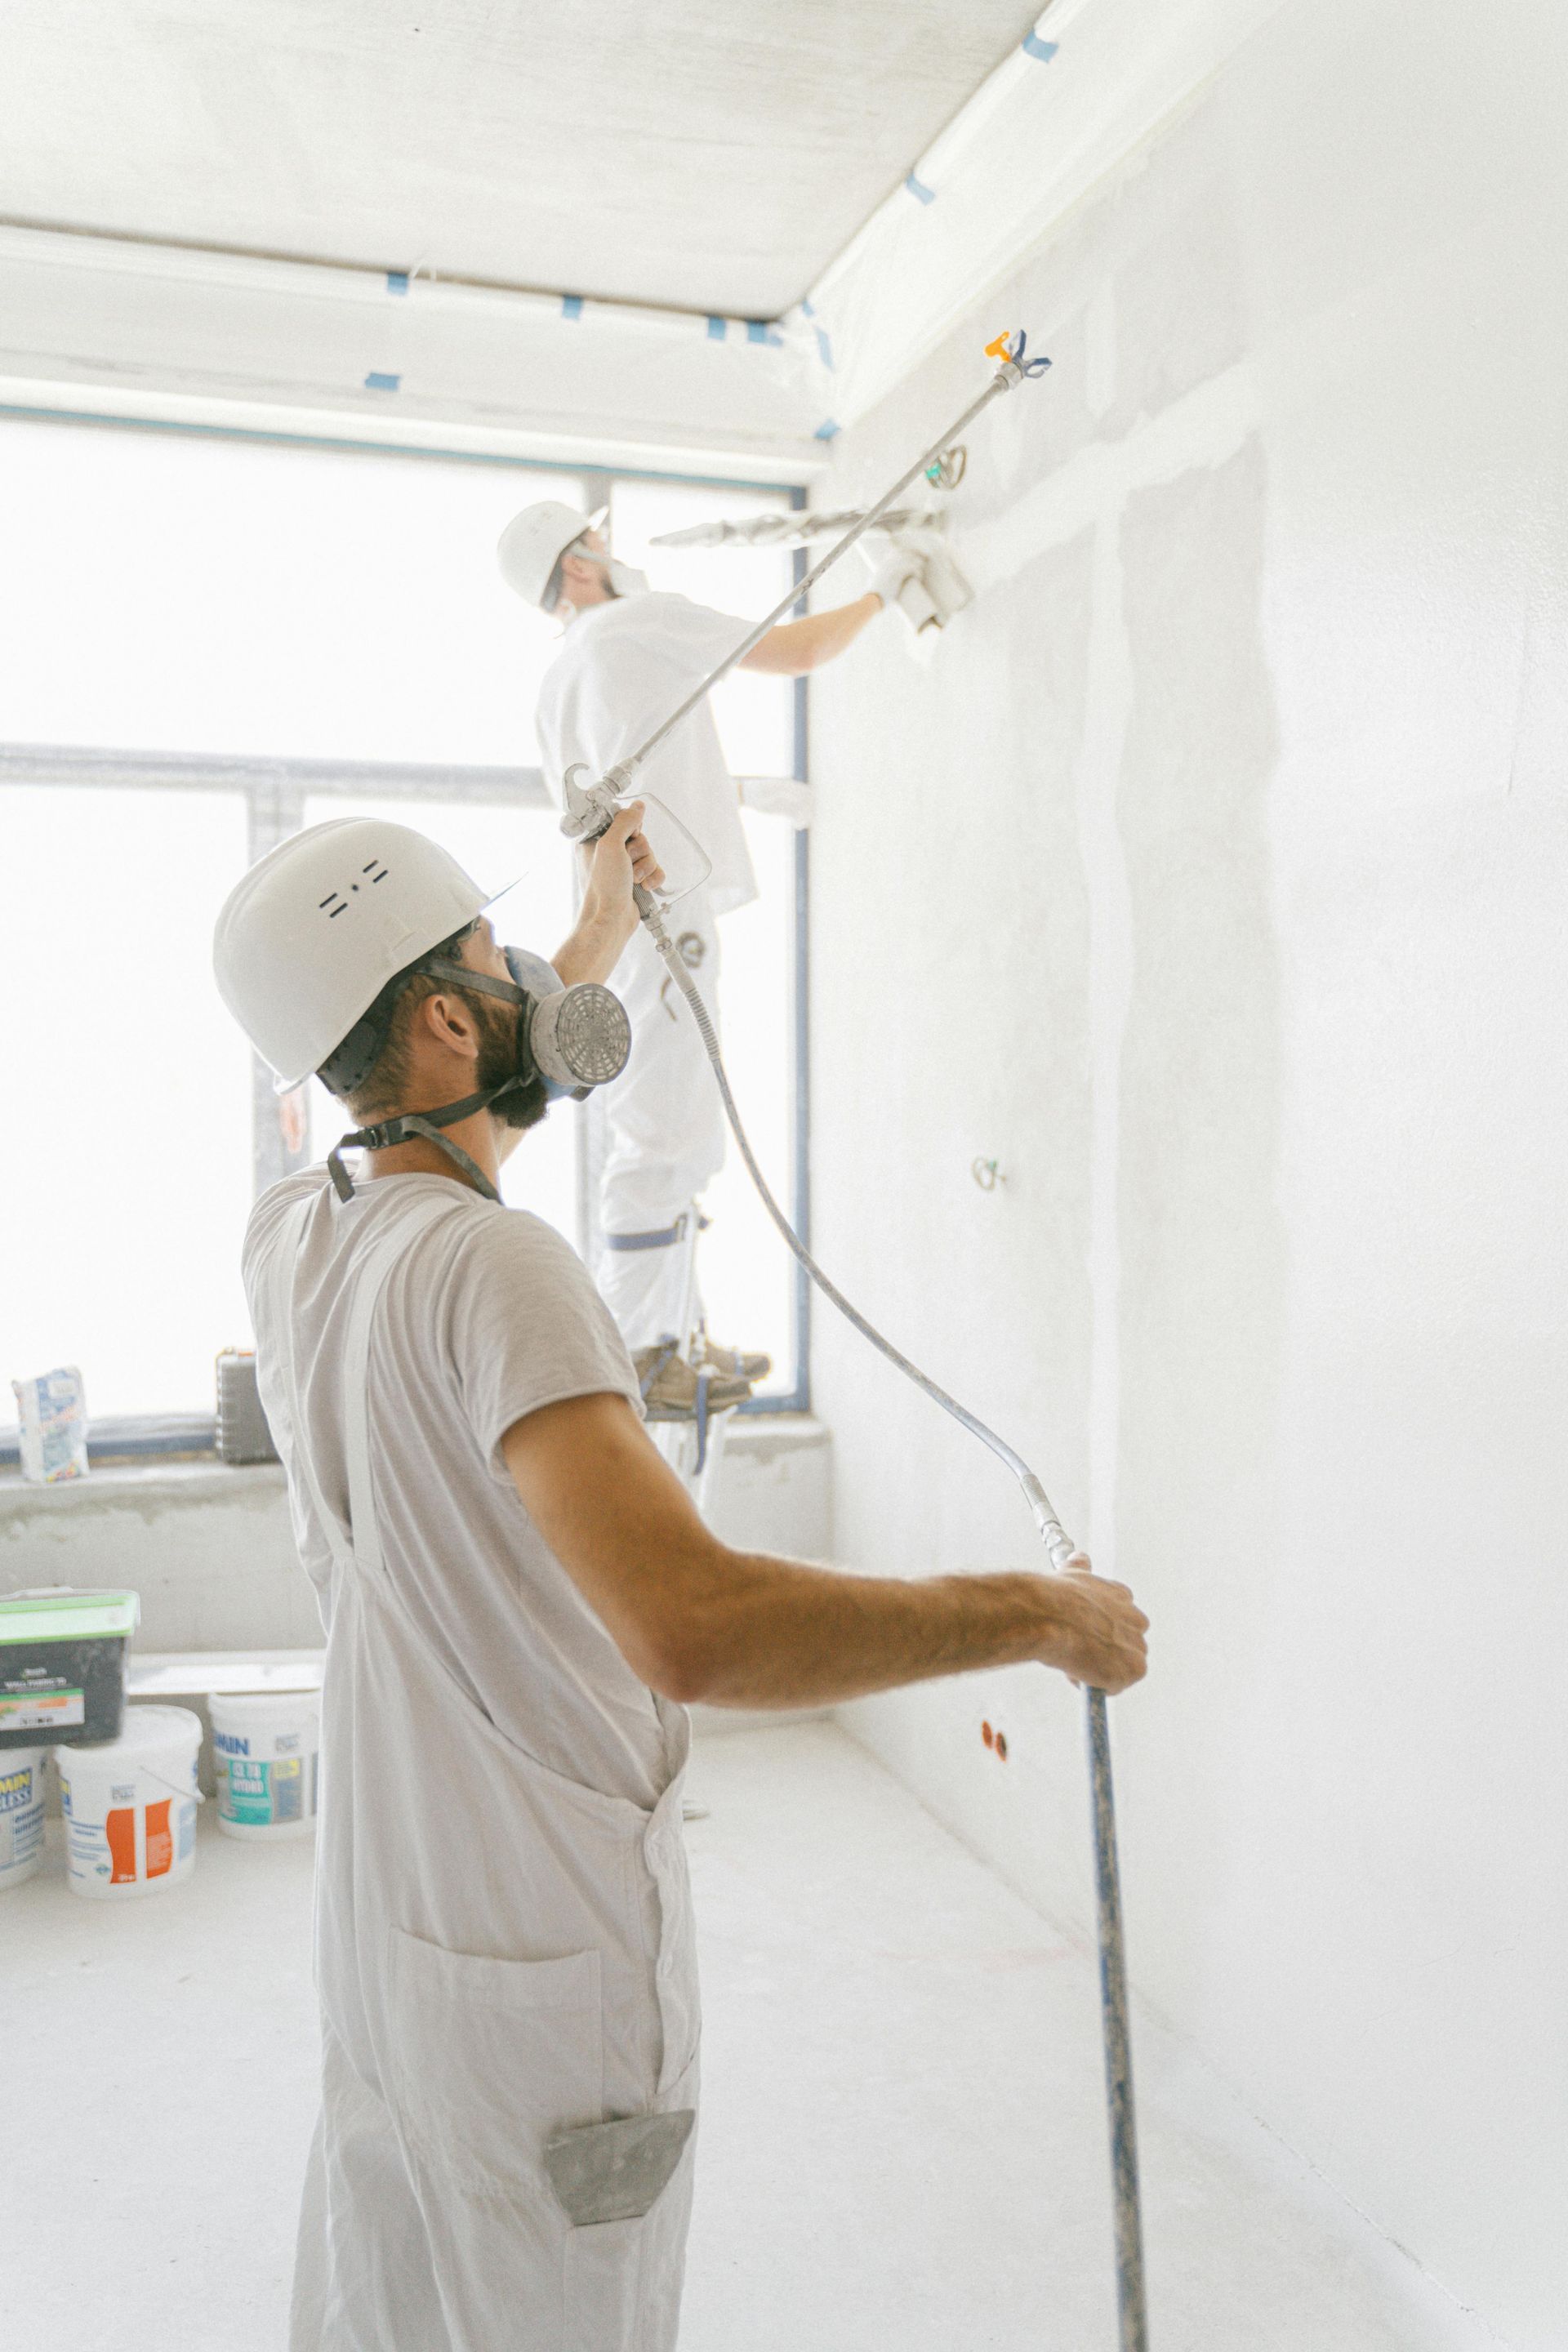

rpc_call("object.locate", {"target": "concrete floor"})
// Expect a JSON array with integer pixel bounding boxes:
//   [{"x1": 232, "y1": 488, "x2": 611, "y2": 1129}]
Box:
[{"x1": 2, "y1": 1722, "x2": 1491, "y2": 2352}]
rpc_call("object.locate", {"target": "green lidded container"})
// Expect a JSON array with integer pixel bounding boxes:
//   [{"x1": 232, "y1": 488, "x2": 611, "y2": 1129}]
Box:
[{"x1": 0, "y1": 1589, "x2": 140, "y2": 1749}]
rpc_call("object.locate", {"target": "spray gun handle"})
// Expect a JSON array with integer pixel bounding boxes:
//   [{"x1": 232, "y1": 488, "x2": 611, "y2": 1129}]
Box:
[
  {"x1": 559, "y1": 763, "x2": 630, "y2": 845},
  {"x1": 564, "y1": 768, "x2": 715, "y2": 907}
]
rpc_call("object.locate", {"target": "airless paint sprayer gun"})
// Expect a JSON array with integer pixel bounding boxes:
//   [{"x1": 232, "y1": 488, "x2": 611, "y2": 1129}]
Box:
[{"x1": 562, "y1": 331, "x2": 1151, "y2": 2352}]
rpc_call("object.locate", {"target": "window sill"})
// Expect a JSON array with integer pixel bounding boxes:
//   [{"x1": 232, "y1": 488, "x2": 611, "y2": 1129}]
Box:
[
  {"x1": 0, "y1": 1457, "x2": 285, "y2": 1527},
  {"x1": 0, "y1": 1418, "x2": 827, "y2": 1524}
]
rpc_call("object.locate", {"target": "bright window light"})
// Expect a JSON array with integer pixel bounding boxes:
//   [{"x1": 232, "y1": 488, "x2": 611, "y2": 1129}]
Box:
[
  {"x1": 1, "y1": 782, "x2": 253, "y2": 1416},
  {"x1": 0, "y1": 418, "x2": 578, "y2": 764},
  {"x1": 0, "y1": 416, "x2": 806, "y2": 1437}
]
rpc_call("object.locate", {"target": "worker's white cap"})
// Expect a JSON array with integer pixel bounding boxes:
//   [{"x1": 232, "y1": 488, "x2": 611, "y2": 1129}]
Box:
[
  {"x1": 497, "y1": 500, "x2": 609, "y2": 612},
  {"x1": 212, "y1": 820, "x2": 491, "y2": 1088}
]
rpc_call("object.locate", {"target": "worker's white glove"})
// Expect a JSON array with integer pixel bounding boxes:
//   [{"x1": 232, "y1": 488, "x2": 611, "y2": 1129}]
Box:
[{"x1": 863, "y1": 541, "x2": 925, "y2": 615}]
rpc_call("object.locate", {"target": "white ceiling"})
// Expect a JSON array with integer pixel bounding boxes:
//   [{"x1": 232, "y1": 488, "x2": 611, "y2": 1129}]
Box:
[{"x1": 2, "y1": 0, "x2": 1042, "y2": 318}]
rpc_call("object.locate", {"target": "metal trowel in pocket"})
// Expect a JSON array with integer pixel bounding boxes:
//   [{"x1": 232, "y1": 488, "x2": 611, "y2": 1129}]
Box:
[{"x1": 544, "y1": 2109, "x2": 697, "y2": 2226}]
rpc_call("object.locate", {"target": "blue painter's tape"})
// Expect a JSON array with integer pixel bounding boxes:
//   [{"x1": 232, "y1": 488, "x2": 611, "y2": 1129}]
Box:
[
  {"x1": 904, "y1": 172, "x2": 936, "y2": 205},
  {"x1": 814, "y1": 418, "x2": 841, "y2": 442},
  {"x1": 800, "y1": 296, "x2": 816, "y2": 318},
  {"x1": 561, "y1": 294, "x2": 583, "y2": 320},
  {"x1": 385, "y1": 270, "x2": 410, "y2": 295},
  {"x1": 364, "y1": 372, "x2": 400, "y2": 392},
  {"x1": 707, "y1": 315, "x2": 727, "y2": 341},
  {"x1": 814, "y1": 325, "x2": 834, "y2": 371},
  {"x1": 1022, "y1": 30, "x2": 1059, "y2": 60},
  {"x1": 746, "y1": 319, "x2": 783, "y2": 346}
]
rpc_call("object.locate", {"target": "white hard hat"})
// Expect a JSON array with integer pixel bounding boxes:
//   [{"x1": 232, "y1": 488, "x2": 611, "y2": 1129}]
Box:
[
  {"x1": 212, "y1": 820, "x2": 490, "y2": 1087},
  {"x1": 497, "y1": 500, "x2": 608, "y2": 611}
]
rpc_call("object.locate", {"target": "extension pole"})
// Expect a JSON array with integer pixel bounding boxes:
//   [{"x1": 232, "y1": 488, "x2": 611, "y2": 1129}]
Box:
[
  {"x1": 1086, "y1": 1686, "x2": 1148, "y2": 2351},
  {"x1": 599, "y1": 361, "x2": 1027, "y2": 795}
]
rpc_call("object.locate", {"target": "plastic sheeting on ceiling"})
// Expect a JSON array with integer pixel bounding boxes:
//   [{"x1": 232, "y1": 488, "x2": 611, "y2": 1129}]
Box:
[
  {"x1": 790, "y1": 0, "x2": 1287, "y2": 430},
  {"x1": 0, "y1": 0, "x2": 1289, "y2": 470},
  {"x1": 0, "y1": 0, "x2": 1041, "y2": 319}
]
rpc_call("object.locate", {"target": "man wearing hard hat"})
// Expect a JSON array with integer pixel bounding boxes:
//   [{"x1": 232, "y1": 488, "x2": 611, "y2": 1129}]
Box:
[
  {"x1": 211, "y1": 811, "x2": 1149, "y2": 2352},
  {"x1": 497, "y1": 499, "x2": 920, "y2": 1412}
]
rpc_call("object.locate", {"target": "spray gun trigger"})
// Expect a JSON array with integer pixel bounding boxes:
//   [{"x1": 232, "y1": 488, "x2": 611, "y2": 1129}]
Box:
[{"x1": 559, "y1": 764, "x2": 624, "y2": 844}]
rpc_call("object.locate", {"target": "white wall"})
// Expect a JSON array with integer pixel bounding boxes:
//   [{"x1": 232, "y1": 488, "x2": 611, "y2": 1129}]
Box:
[{"x1": 810, "y1": 7, "x2": 1568, "y2": 2345}]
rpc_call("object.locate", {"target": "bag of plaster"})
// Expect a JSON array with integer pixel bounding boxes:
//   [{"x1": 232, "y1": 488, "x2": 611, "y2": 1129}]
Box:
[{"x1": 11, "y1": 1365, "x2": 90, "y2": 1484}]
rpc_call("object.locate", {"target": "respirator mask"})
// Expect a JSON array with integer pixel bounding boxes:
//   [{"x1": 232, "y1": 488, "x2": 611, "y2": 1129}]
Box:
[
  {"x1": 604, "y1": 556, "x2": 650, "y2": 598},
  {"x1": 565, "y1": 544, "x2": 649, "y2": 603},
  {"x1": 326, "y1": 945, "x2": 630, "y2": 1205}
]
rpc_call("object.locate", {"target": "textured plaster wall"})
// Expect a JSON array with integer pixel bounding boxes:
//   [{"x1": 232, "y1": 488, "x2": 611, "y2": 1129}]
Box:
[{"x1": 809, "y1": 6, "x2": 1568, "y2": 2344}]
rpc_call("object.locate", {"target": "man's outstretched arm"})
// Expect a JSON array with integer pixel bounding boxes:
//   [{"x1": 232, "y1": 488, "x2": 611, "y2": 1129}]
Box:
[
  {"x1": 738, "y1": 595, "x2": 883, "y2": 676},
  {"x1": 502, "y1": 1392, "x2": 1148, "y2": 1709}
]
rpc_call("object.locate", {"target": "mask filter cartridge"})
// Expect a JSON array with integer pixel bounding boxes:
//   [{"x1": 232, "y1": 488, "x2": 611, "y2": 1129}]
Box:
[
  {"x1": 496, "y1": 946, "x2": 630, "y2": 1098},
  {"x1": 526, "y1": 976, "x2": 631, "y2": 1093}
]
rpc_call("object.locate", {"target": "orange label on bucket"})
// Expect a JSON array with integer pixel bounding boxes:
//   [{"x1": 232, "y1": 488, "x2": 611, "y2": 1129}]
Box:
[
  {"x1": 145, "y1": 1799, "x2": 172, "y2": 1879},
  {"x1": 105, "y1": 1806, "x2": 137, "y2": 1883}
]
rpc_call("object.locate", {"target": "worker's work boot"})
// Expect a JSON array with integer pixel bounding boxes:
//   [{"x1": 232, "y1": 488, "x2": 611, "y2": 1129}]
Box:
[
  {"x1": 634, "y1": 1339, "x2": 752, "y2": 1422},
  {"x1": 694, "y1": 1332, "x2": 772, "y2": 1384}
]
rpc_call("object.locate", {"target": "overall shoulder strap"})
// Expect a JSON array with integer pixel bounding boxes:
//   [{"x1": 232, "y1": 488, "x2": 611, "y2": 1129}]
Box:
[
  {"x1": 267, "y1": 1191, "x2": 354, "y2": 1577},
  {"x1": 267, "y1": 1184, "x2": 464, "y2": 1582},
  {"x1": 338, "y1": 1189, "x2": 469, "y2": 1582}
]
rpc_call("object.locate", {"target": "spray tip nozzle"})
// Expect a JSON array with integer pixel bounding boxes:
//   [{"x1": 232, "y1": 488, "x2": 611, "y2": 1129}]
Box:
[{"x1": 984, "y1": 328, "x2": 1051, "y2": 378}]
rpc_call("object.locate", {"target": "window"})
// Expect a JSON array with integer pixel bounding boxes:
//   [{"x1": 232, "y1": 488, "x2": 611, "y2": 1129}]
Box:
[
  {"x1": 0, "y1": 416, "x2": 807, "y2": 1450},
  {"x1": 0, "y1": 419, "x2": 578, "y2": 764},
  {"x1": 2, "y1": 780, "x2": 253, "y2": 1419}
]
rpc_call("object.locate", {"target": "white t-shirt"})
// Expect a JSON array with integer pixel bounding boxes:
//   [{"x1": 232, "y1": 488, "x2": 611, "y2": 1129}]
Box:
[
  {"x1": 244, "y1": 1168, "x2": 676, "y2": 1809},
  {"x1": 535, "y1": 590, "x2": 759, "y2": 917}
]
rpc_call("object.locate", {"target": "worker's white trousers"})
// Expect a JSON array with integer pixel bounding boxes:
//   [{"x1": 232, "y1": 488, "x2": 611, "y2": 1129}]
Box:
[
  {"x1": 597, "y1": 891, "x2": 724, "y2": 1350},
  {"x1": 269, "y1": 1187, "x2": 700, "y2": 2352}
]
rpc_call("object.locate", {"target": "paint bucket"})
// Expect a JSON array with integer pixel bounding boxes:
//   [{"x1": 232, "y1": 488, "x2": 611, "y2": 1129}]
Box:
[
  {"x1": 210, "y1": 1690, "x2": 320, "y2": 1840},
  {"x1": 0, "y1": 1588, "x2": 140, "y2": 1749},
  {"x1": 0, "y1": 1748, "x2": 48, "y2": 1892},
  {"x1": 56, "y1": 1705, "x2": 202, "y2": 1900}
]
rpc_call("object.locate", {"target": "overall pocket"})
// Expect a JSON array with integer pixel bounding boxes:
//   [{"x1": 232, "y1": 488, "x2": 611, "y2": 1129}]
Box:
[
  {"x1": 559, "y1": 2049, "x2": 701, "y2": 2352},
  {"x1": 385, "y1": 1927, "x2": 604, "y2": 2201}
]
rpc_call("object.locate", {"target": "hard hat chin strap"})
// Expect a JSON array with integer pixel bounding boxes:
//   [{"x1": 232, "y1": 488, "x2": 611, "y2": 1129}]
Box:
[
  {"x1": 327, "y1": 958, "x2": 538, "y2": 1205},
  {"x1": 322, "y1": 950, "x2": 629, "y2": 1204},
  {"x1": 327, "y1": 1076, "x2": 532, "y2": 1205}
]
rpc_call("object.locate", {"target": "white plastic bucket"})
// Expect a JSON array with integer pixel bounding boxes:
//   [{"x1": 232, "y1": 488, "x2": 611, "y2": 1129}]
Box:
[
  {"x1": 56, "y1": 1705, "x2": 202, "y2": 1899},
  {"x1": 0, "y1": 1747, "x2": 48, "y2": 1891},
  {"x1": 210, "y1": 1690, "x2": 321, "y2": 1840}
]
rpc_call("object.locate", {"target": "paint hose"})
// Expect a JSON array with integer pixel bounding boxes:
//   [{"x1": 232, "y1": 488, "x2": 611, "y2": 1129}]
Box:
[
  {"x1": 580, "y1": 330, "x2": 1146, "y2": 2347},
  {"x1": 636, "y1": 880, "x2": 1150, "y2": 2351}
]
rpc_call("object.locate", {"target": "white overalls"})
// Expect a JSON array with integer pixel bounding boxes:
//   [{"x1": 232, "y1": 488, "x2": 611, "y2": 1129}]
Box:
[
  {"x1": 535, "y1": 591, "x2": 758, "y2": 1349},
  {"x1": 254, "y1": 1175, "x2": 700, "y2": 2352}
]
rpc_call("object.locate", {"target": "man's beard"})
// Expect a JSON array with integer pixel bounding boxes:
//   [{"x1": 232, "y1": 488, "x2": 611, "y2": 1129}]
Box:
[{"x1": 475, "y1": 998, "x2": 549, "y2": 1133}]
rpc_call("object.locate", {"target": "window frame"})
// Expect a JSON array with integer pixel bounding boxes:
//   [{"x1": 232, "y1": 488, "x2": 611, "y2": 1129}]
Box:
[{"x1": 0, "y1": 439, "x2": 810, "y2": 1461}]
